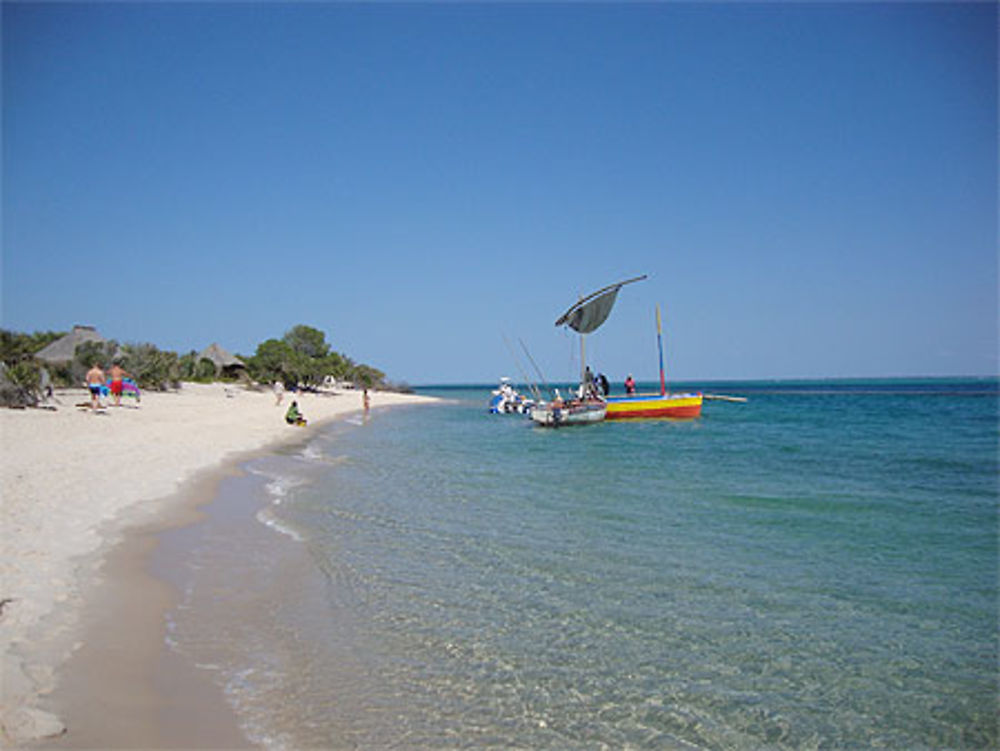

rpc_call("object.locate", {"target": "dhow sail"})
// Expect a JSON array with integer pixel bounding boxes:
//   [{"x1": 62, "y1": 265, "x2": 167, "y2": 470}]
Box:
[{"x1": 555, "y1": 275, "x2": 647, "y2": 333}]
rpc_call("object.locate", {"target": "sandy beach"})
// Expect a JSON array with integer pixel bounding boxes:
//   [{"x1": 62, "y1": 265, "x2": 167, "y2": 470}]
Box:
[{"x1": 0, "y1": 382, "x2": 436, "y2": 746}]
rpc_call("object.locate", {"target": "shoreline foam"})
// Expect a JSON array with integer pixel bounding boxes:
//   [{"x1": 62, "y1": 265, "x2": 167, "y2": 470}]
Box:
[{"x1": 0, "y1": 383, "x2": 437, "y2": 745}]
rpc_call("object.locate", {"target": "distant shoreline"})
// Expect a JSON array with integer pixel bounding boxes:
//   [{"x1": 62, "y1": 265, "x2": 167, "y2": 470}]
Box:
[{"x1": 422, "y1": 375, "x2": 999, "y2": 390}]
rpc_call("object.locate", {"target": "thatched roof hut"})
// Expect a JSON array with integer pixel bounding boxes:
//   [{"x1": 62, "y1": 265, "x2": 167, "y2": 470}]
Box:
[
  {"x1": 198, "y1": 343, "x2": 246, "y2": 376},
  {"x1": 34, "y1": 325, "x2": 109, "y2": 364}
]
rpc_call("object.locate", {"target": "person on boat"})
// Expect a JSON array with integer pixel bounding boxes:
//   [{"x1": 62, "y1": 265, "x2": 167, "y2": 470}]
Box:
[
  {"x1": 285, "y1": 401, "x2": 307, "y2": 426},
  {"x1": 580, "y1": 367, "x2": 601, "y2": 400},
  {"x1": 625, "y1": 374, "x2": 636, "y2": 395},
  {"x1": 598, "y1": 373, "x2": 610, "y2": 396}
]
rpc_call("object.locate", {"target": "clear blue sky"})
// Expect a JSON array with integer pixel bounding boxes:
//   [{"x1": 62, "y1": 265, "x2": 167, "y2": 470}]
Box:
[{"x1": 3, "y1": 2, "x2": 996, "y2": 385}]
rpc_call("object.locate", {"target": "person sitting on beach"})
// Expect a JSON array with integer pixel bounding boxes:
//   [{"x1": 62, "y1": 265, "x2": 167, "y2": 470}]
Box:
[
  {"x1": 625, "y1": 374, "x2": 636, "y2": 394},
  {"x1": 108, "y1": 362, "x2": 131, "y2": 407},
  {"x1": 85, "y1": 361, "x2": 105, "y2": 411},
  {"x1": 285, "y1": 401, "x2": 307, "y2": 426}
]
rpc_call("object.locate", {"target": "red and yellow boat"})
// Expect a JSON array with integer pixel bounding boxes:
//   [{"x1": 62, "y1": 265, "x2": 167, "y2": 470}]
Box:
[
  {"x1": 532, "y1": 276, "x2": 708, "y2": 424},
  {"x1": 604, "y1": 303, "x2": 703, "y2": 420},
  {"x1": 605, "y1": 391, "x2": 703, "y2": 420}
]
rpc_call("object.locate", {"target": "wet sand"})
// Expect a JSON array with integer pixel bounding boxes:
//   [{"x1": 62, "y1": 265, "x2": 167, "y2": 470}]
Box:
[
  {"x1": 0, "y1": 383, "x2": 437, "y2": 747},
  {"x1": 34, "y1": 467, "x2": 253, "y2": 750}
]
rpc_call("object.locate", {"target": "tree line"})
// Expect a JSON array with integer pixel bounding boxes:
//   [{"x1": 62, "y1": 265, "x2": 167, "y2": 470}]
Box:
[{"x1": 0, "y1": 324, "x2": 393, "y2": 406}]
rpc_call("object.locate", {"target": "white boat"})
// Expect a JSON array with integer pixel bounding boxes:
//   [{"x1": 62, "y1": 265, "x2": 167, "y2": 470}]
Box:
[
  {"x1": 529, "y1": 390, "x2": 607, "y2": 426},
  {"x1": 529, "y1": 275, "x2": 647, "y2": 428},
  {"x1": 488, "y1": 377, "x2": 535, "y2": 414}
]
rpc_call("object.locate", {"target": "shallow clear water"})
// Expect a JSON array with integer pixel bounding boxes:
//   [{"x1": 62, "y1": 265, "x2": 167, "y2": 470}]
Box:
[{"x1": 161, "y1": 380, "x2": 998, "y2": 749}]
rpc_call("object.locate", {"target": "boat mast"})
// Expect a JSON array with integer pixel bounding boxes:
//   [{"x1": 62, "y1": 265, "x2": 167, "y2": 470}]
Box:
[
  {"x1": 578, "y1": 292, "x2": 586, "y2": 393},
  {"x1": 657, "y1": 304, "x2": 667, "y2": 396}
]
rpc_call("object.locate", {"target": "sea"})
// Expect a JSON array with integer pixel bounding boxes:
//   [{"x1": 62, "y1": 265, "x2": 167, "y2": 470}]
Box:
[{"x1": 154, "y1": 378, "x2": 998, "y2": 750}]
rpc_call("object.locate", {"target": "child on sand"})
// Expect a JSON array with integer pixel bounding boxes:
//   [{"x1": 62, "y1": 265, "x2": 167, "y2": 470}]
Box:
[{"x1": 284, "y1": 401, "x2": 307, "y2": 426}]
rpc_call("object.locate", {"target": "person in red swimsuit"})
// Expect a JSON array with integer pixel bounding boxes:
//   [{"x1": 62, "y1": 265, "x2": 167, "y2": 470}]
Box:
[{"x1": 108, "y1": 362, "x2": 131, "y2": 407}]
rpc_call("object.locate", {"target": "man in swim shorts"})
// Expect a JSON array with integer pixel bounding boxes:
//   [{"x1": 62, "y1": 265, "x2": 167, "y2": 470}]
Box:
[
  {"x1": 108, "y1": 362, "x2": 131, "y2": 407},
  {"x1": 85, "y1": 362, "x2": 105, "y2": 410}
]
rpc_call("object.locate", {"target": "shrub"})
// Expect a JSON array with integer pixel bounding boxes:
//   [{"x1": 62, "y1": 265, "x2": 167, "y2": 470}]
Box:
[
  {"x1": 194, "y1": 357, "x2": 217, "y2": 382},
  {"x1": 121, "y1": 343, "x2": 179, "y2": 391}
]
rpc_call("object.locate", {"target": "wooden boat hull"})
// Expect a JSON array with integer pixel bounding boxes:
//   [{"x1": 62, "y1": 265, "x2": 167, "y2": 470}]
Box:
[
  {"x1": 605, "y1": 392, "x2": 703, "y2": 420},
  {"x1": 530, "y1": 401, "x2": 607, "y2": 427}
]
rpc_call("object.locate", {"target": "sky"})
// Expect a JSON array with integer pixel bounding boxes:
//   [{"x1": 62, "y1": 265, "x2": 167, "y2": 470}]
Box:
[{"x1": 3, "y1": 1, "x2": 996, "y2": 385}]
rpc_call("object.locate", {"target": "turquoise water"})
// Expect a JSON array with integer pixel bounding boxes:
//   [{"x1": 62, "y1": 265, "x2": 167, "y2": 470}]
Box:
[{"x1": 161, "y1": 379, "x2": 998, "y2": 749}]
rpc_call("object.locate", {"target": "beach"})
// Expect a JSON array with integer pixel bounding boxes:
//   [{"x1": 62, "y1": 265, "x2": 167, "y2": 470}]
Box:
[
  {"x1": 2, "y1": 380, "x2": 996, "y2": 749},
  {"x1": 0, "y1": 382, "x2": 436, "y2": 746}
]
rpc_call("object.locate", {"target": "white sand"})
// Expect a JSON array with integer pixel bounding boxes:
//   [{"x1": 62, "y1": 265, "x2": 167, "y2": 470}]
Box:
[{"x1": 0, "y1": 383, "x2": 437, "y2": 744}]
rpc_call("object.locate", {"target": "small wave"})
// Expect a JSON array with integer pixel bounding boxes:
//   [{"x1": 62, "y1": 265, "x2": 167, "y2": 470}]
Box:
[
  {"x1": 299, "y1": 442, "x2": 326, "y2": 462},
  {"x1": 255, "y1": 507, "x2": 304, "y2": 542},
  {"x1": 298, "y1": 448, "x2": 351, "y2": 467},
  {"x1": 265, "y1": 476, "x2": 307, "y2": 505},
  {"x1": 224, "y1": 668, "x2": 297, "y2": 751}
]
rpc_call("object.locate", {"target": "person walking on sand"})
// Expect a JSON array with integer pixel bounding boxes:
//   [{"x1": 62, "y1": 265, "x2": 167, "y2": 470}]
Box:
[
  {"x1": 108, "y1": 362, "x2": 131, "y2": 407},
  {"x1": 85, "y1": 361, "x2": 105, "y2": 411},
  {"x1": 363, "y1": 388, "x2": 370, "y2": 413},
  {"x1": 273, "y1": 380, "x2": 284, "y2": 406}
]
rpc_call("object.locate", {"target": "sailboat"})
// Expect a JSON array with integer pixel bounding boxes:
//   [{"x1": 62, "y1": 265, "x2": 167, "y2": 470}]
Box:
[
  {"x1": 604, "y1": 304, "x2": 703, "y2": 419},
  {"x1": 529, "y1": 275, "x2": 646, "y2": 427}
]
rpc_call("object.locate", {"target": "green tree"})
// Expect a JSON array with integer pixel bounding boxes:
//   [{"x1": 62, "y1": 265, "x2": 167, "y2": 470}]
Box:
[
  {"x1": 350, "y1": 364, "x2": 385, "y2": 388},
  {"x1": 121, "y1": 343, "x2": 180, "y2": 390},
  {"x1": 177, "y1": 351, "x2": 198, "y2": 381},
  {"x1": 321, "y1": 351, "x2": 352, "y2": 381},
  {"x1": 246, "y1": 325, "x2": 388, "y2": 390},
  {"x1": 283, "y1": 325, "x2": 329, "y2": 359},
  {"x1": 246, "y1": 338, "x2": 294, "y2": 385},
  {"x1": 0, "y1": 329, "x2": 64, "y2": 365}
]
